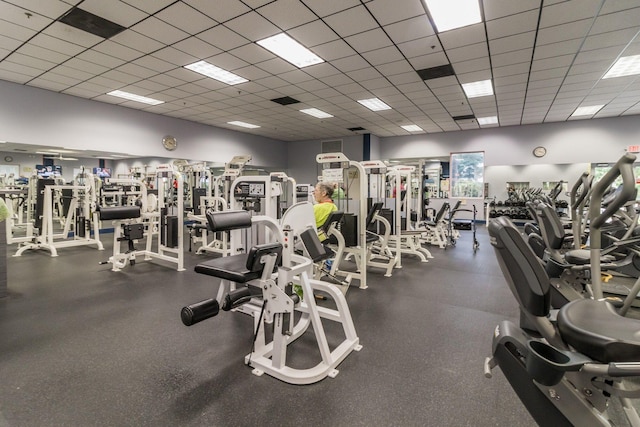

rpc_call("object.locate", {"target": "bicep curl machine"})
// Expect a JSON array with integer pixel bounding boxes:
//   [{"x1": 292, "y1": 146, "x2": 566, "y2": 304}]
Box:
[{"x1": 181, "y1": 207, "x2": 362, "y2": 384}]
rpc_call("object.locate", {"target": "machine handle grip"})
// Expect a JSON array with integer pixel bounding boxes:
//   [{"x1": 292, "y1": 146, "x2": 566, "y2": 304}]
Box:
[
  {"x1": 590, "y1": 153, "x2": 637, "y2": 231},
  {"x1": 570, "y1": 172, "x2": 590, "y2": 210}
]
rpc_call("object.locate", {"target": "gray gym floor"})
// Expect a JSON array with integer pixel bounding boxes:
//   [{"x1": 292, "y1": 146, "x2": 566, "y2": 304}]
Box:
[{"x1": 0, "y1": 226, "x2": 536, "y2": 426}]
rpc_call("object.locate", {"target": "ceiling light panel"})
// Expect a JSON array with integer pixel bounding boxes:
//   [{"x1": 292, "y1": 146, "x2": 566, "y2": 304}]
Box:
[
  {"x1": 477, "y1": 116, "x2": 498, "y2": 125},
  {"x1": 256, "y1": 33, "x2": 324, "y2": 68},
  {"x1": 184, "y1": 61, "x2": 248, "y2": 85},
  {"x1": 462, "y1": 79, "x2": 494, "y2": 98},
  {"x1": 401, "y1": 124, "x2": 423, "y2": 132},
  {"x1": 571, "y1": 105, "x2": 604, "y2": 116},
  {"x1": 603, "y1": 55, "x2": 640, "y2": 79},
  {"x1": 357, "y1": 98, "x2": 392, "y2": 111},
  {"x1": 227, "y1": 121, "x2": 261, "y2": 129},
  {"x1": 424, "y1": 0, "x2": 481, "y2": 32},
  {"x1": 107, "y1": 90, "x2": 164, "y2": 105},
  {"x1": 300, "y1": 108, "x2": 334, "y2": 118}
]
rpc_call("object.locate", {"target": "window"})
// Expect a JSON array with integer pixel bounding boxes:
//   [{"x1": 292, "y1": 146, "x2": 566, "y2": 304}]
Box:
[{"x1": 450, "y1": 151, "x2": 484, "y2": 198}]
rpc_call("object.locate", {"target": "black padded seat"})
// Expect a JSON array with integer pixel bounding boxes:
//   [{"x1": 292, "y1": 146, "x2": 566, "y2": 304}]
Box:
[
  {"x1": 557, "y1": 299, "x2": 640, "y2": 363},
  {"x1": 195, "y1": 254, "x2": 258, "y2": 283},
  {"x1": 195, "y1": 242, "x2": 282, "y2": 283},
  {"x1": 564, "y1": 249, "x2": 614, "y2": 265}
]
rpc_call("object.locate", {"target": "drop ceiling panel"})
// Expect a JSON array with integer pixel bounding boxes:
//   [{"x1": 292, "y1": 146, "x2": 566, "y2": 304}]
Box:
[{"x1": 1, "y1": 0, "x2": 640, "y2": 141}]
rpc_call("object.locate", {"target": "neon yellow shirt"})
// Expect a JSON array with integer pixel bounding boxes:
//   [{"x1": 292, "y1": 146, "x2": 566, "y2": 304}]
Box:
[{"x1": 314, "y1": 202, "x2": 337, "y2": 240}]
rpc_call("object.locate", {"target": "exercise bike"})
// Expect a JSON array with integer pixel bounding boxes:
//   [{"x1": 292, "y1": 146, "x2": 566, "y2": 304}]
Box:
[{"x1": 484, "y1": 214, "x2": 640, "y2": 426}]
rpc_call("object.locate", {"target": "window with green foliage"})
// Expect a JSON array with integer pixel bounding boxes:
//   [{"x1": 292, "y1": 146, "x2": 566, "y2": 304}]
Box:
[
  {"x1": 450, "y1": 151, "x2": 484, "y2": 198},
  {"x1": 592, "y1": 162, "x2": 640, "y2": 199}
]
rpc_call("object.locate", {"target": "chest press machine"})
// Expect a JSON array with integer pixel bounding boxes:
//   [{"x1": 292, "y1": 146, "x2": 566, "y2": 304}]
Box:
[{"x1": 181, "y1": 206, "x2": 361, "y2": 384}]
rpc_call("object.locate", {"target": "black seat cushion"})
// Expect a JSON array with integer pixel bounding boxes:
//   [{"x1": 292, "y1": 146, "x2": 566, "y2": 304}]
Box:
[
  {"x1": 195, "y1": 254, "x2": 258, "y2": 283},
  {"x1": 564, "y1": 249, "x2": 614, "y2": 265},
  {"x1": 557, "y1": 299, "x2": 640, "y2": 363}
]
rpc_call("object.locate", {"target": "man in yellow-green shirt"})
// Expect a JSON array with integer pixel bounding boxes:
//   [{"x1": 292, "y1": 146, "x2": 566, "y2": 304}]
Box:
[{"x1": 313, "y1": 182, "x2": 337, "y2": 240}]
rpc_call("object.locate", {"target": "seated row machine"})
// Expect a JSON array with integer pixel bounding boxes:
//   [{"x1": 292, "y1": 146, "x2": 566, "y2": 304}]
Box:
[{"x1": 181, "y1": 207, "x2": 362, "y2": 384}]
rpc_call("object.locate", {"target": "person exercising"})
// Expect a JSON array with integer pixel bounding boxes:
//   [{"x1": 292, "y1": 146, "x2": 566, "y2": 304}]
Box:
[{"x1": 313, "y1": 182, "x2": 337, "y2": 241}]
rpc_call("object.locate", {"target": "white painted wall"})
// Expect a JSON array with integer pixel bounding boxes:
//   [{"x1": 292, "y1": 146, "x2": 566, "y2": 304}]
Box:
[
  {"x1": 0, "y1": 150, "x2": 115, "y2": 182},
  {"x1": 0, "y1": 80, "x2": 287, "y2": 169},
  {"x1": 379, "y1": 116, "x2": 638, "y2": 166}
]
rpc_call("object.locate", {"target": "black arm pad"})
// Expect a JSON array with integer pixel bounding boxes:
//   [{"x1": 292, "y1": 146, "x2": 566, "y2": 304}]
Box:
[
  {"x1": 181, "y1": 299, "x2": 220, "y2": 326},
  {"x1": 206, "y1": 209, "x2": 252, "y2": 232},
  {"x1": 98, "y1": 206, "x2": 141, "y2": 220}
]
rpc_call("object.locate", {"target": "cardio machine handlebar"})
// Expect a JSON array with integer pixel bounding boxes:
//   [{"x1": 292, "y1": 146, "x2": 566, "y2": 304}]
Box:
[
  {"x1": 589, "y1": 153, "x2": 637, "y2": 232},
  {"x1": 570, "y1": 172, "x2": 591, "y2": 211}
]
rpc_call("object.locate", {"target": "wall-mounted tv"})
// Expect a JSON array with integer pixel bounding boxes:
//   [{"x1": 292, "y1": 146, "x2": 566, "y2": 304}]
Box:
[
  {"x1": 35, "y1": 165, "x2": 62, "y2": 178},
  {"x1": 93, "y1": 167, "x2": 112, "y2": 179}
]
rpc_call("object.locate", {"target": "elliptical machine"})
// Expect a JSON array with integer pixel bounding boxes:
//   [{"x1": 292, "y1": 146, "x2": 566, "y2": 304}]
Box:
[{"x1": 484, "y1": 154, "x2": 640, "y2": 426}]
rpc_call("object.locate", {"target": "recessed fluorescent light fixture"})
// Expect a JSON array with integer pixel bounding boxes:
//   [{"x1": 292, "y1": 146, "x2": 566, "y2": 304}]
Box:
[
  {"x1": 571, "y1": 105, "x2": 604, "y2": 117},
  {"x1": 425, "y1": 0, "x2": 481, "y2": 32},
  {"x1": 401, "y1": 125, "x2": 423, "y2": 132},
  {"x1": 257, "y1": 33, "x2": 324, "y2": 68},
  {"x1": 184, "y1": 60, "x2": 248, "y2": 85},
  {"x1": 107, "y1": 90, "x2": 163, "y2": 105},
  {"x1": 462, "y1": 79, "x2": 493, "y2": 98},
  {"x1": 357, "y1": 98, "x2": 392, "y2": 111},
  {"x1": 227, "y1": 121, "x2": 260, "y2": 129},
  {"x1": 300, "y1": 108, "x2": 333, "y2": 118},
  {"x1": 36, "y1": 151, "x2": 59, "y2": 155},
  {"x1": 603, "y1": 55, "x2": 640, "y2": 79},
  {"x1": 477, "y1": 116, "x2": 498, "y2": 125}
]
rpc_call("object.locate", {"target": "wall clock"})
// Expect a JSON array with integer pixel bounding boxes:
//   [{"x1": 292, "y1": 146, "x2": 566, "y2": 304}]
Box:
[
  {"x1": 162, "y1": 135, "x2": 177, "y2": 151},
  {"x1": 4, "y1": 156, "x2": 13, "y2": 162},
  {"x1": 533, "y1": 146, "x2": 547, "y2": 158}
]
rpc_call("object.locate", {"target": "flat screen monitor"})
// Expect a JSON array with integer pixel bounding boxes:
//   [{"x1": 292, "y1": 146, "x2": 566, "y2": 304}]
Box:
[
  {"x1": 93, "y1": 167, "x2": 112, "y2": 178},
  {"x1": 35, "y1": 165, "x2": 62, "y2": 178}
]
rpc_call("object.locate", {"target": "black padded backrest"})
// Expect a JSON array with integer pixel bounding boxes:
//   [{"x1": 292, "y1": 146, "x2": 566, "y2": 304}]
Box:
[
  {"x1": 435, "y1": 202, "x2": 450, "y2": 222},
  {"x1": 321, "y1": 210, "x2": 344, "y2": 234},
  {"x1": 206, "y1": 209, "x2": 252, "y2": 232},
  {"x1": 365, "y1": 202, "x2": 384, "y2": 227},
  {"x1": 488, "y1": 216, "x2": 550, "y2": 317},
  {"x1": 535, "y1": 202, "x2": 565, "y2": 250},
  {"x1": 245, "y1": 242, "x2": 283, "y2": 272},
  {"x1": 451, "y1": 200, "x2": 462, "y2": 213},
  {"x1": 523, "y1": 222, "x2": 539, "y2": 236},
  {"x1": 300, "y1": 228, "x2": 329, "y2": 262}
]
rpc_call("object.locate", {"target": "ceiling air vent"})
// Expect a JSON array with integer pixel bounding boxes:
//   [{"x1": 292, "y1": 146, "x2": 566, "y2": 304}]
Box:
[
  {"x1": 271, "y1": 96, "x2": 300, "y2": 105},
  {"x1": 416, "y1": 64, "x2": 455, "y2": 81},
  {"x1": 452, "y1": 114, "x2": 476, "y2": 121},
  {"x1": 59, "y1": 7, "x2": 126, "y2": 39},
  {"x1": 348, "y1": 127, "x2": 366, "y2": 131}
]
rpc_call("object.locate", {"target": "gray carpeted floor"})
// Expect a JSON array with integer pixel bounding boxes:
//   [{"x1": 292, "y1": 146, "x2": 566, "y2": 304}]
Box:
[{"x1": 0, "y1": 226, "x2": 537, "y2": 426}]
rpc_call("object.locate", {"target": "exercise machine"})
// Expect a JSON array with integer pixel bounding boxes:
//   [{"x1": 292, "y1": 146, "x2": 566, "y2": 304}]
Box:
[{"x1": 181, "y1": 204, "x2": 361, "y2": 384}]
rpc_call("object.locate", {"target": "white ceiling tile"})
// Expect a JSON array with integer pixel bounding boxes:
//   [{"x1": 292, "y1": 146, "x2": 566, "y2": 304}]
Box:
[
  {"x1": 320, "y1": 73, "x2": 356, "y2": 87},
  {"x1": 376, "y1": 60, "x2": 415, "y2": 76},
  {"x1": 567, "y1": 61, "x2": 610, "y2": 75},
  {"x1": 151, "y1": 46, "x2": 199, "y2": 67},
  {"x1": 116, "y1": 62, "x2": 157, "y2": 79},
  {"x1": 197, "y1": 25, "x2": 250, "y2": 51},
  {"x1": 110, "y1": 29, "x2": 164, "y2": 54},
  {"x1": 345, "y1": 28, "x2": 393, "y2": 53},
  {"x1": 457, "y1": 70, "x2": 493, "y2": 83},
  {"x1": 288, "y1": 20, "x2": 339, "y2": 49},
  {"x1": 80, "y1": 0, "x2": 147, "y2": 27},
  {"x1": 76, "y1": 49, "x2": 126, "y2": 68},
  {"x1": 0, "y1": 34, "x2": 23, "y2": 51},
  {"x1": 312, "y1": 39, "x2": 357, "y2": 61},
  {"x1": 64, "y1": 58, "x2": 109, "y2": 75},
  {"x1": 483, "y1": 0, "x2": 540, "y2": 21},
  {"x1": 93, "y1": 40, "x2": 143, "y2": 62},
  {"x1": 536, "y1": 19, "x2": 592, "y2": 46},
  {"x1": 573, "y1": 47, "x2": 620, "y2": 65},
  {"x1": 44, "y1": 21, "x2": 102, "y2": 48},
  {"x1": 130, "y1": 16, "x2": 189, "y2": 45},
  {"x1": 384, "y1": 15, "x2": 435, "y2": 44},
  {"x1": 255, "y1": 57, "x2": 298, "y2": 74},
  {"x1": 489, "y1": 31, "x2": 535, "y2": 54},
  {"x1": 397, "y1": 36, "x2": 441, "y2": 58},
  {"x1": 173, "y1": 37, "x2": 223, "y2": 59},
  {"x1": 600, "y1": 0, "x2": 640, "y2": 14},
  {"x1": 346, "y1": 68, "x2": 383, "y2": 82},
  {"x1": 225, "y1": 12, "x2": 280, "y2": 42},
  {"x1": 131, "y1": 55, "x2": 176, "y2": 73},
  {"x1": 452, "y1": 57, "x2": 491, "y2": 74},
  {"x1": 361, "y1": 46, "x2": 404, "y2": 66},
  {"x1": 7, "y1": 52, "x2": 54, "y2": 71},
  {"x1": 592, "y1": 7, "x2": 640, "y2": 35},
  {"x1": 446, "y1": 42, "x2": 489, "y2": 63},
  {"x1": 300, "y1": 0, "x2": 360, "y2": 18},
  {"x1": 14, "y1": 43, "x2": 70, "y2": 64},
  {"x1": 279, "y1": 69, "x2": 314, "y2": 84},
  {"x1": 120, "y1": 0, "x2": 174, "y2": 15},
  {"x1": 486, "y1": 10, "x2": 539, "y2": 40},
  {"x1": 331, "y1": 55, "x2": 370, "y2": 73},
  {"x1": 366, "y1": 0, "x2": 426, "y2": 26},
  {"x1": 257, "y1": 0, "x2": 317, "y2": 30},
  {"x1": 229, "y1": 44, "x2": 275, "y2": 64},
  {"x1": 530, "y1": 66, "x2": 569, "y2": 81},
  {"x1": 155, "y1": 2, "x2": 218, "y2": 35},
  {"x1": 528, "y1": 78, "x2": 563, "y2": 89},
  {"x1": 302, "y1": 63, "x2": 341, "y2": 78},
  {"x1": 531, "y1": 54, "x2": 574, "y2": 72},
  {"x1": 28, "y1": 77, "x2": 72, "y2": 92},
  {"x1": 0, "y1": 1, "x2": 53, "y2": 32},
  {"x1": 323, "y1": 5, "x2": 379, "y2": 38},
  {"x1": 425, "y1": 75, "x2": 458, "y2": 89},
  {"x1": 582, "y1": 28, "x2": 640, "y2": 51},
  {"x1": 491, "y1": 49, "x2": 532, "y2": 69},
  {"x1": 183, "y1": 0, "x2": 251, "y2": 22},
  {"x1": 408, "y1": 52, "x2": 449, "y2": 69},
  {"x1": 439, "y1": 24, "x2": 485, "y2": 49},
  {"x1": 540, "y1": 0, "x2": 603, "y2": 28}
]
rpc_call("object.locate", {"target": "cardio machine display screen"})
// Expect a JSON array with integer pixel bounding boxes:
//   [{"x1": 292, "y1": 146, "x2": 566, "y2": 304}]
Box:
[{"x1": 235, "y1": 182, "x2": 266, "y2": 197}]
